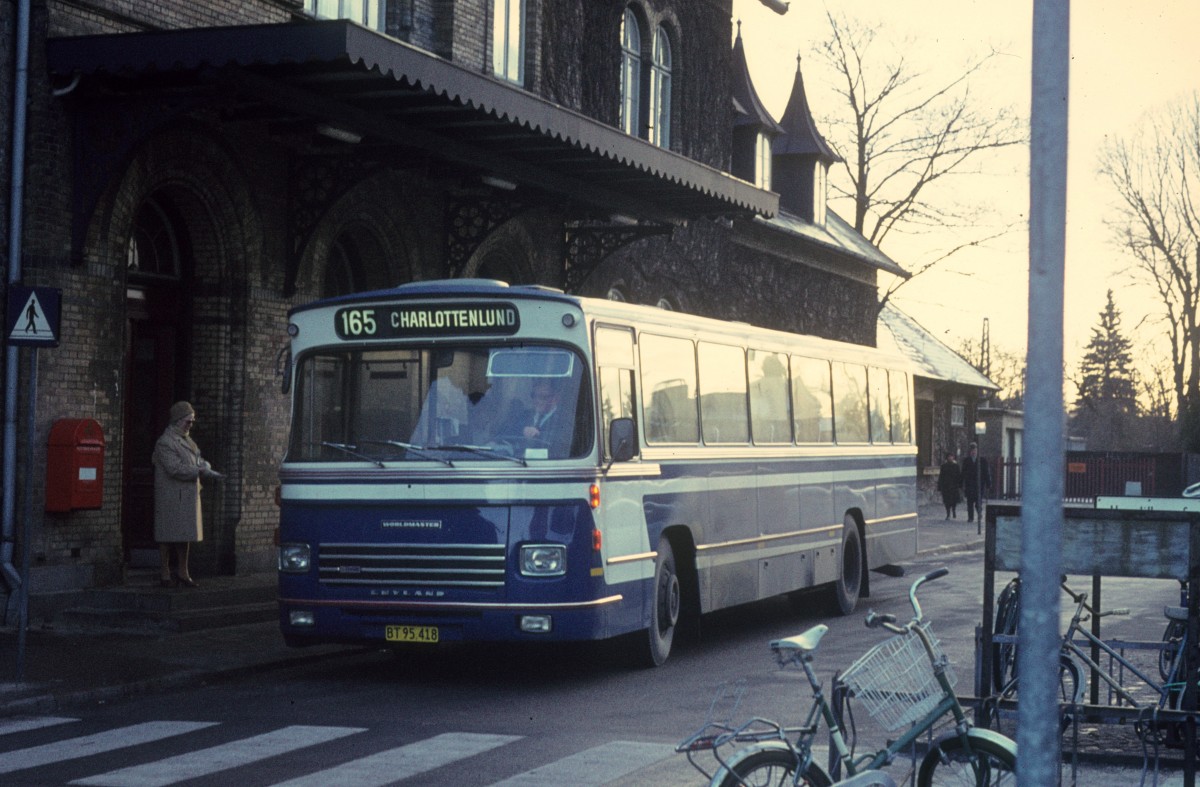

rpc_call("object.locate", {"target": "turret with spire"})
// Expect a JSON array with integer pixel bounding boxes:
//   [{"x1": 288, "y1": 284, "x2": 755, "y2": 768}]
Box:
[{"x1": 773, "y1": 54, "x2": 840, "y2": 225}]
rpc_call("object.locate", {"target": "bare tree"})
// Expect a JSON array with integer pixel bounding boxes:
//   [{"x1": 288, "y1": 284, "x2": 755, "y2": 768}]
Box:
[
  {"x1": 1099, "y1": 92, "x2": 1200, "y2": 452},
  {"x1": 812, "y1": 11, "x2": 1026, "y2": 313},
  {"x1": 957, "y1": 338, "x2": 1026, "y2": 409}
]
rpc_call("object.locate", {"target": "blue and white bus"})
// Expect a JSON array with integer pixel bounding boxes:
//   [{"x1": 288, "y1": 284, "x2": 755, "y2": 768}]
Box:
[{"x1": 276, "y1": 279, "x2": 917, "y2": 665}]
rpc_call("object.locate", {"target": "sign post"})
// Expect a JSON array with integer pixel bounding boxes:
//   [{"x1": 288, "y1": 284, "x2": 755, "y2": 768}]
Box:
[{"x1": 4, "y1": 285, "x2": 60, "y2": 682}]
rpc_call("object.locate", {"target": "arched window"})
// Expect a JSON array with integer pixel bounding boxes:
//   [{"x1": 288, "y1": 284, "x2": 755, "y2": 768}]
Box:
[
  {"x1": 323, "y1": 235, "x2": 366, "y2": 298},
  {"x1": 127, "y1": 197, "x2": 182, "y2": 280},
  {"x1": 619, "y1": 9, "x2": 642, "y2": 136},
  {"x1": 493, "y1": 0, "x2": 526, "y2": 84},
  {"x1": 649, "y1": 26, "x2": 672, "y2": 148}
]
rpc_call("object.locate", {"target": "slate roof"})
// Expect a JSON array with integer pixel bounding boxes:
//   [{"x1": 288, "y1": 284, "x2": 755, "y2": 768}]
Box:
[{"x1": 878, "y1": 303, "x2": 999, "y2": 389}]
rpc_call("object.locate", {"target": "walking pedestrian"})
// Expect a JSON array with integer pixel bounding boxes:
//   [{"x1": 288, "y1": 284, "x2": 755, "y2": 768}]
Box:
[
  {"x1": 937, "y1": 451, "x2": 962, "y2": 519},
  {"x1": 961, "y1": 442, "x2": 991, "y2": 524},
  {"x1": 152, "y1": 401, "x2": 222, "y2": 588}
]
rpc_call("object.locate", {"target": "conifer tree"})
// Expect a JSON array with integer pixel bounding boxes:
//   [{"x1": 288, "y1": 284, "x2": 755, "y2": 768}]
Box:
[{"x1": 1072, "y1": 290, "x2": 1138, "y2": 449}]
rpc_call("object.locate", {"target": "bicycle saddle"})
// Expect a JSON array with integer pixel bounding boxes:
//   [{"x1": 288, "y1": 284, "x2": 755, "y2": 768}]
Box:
[
  {"x1": 771, "y1": 624, "x2": 830, "y2": 654},
  {"x1": 1165, "y1": 605, "x2": 1188, "y2": 621}
]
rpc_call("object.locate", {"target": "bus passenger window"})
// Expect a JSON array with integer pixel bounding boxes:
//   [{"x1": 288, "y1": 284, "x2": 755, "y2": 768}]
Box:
[
  {"x1": 832, "y1": 362, "x2": 869, "y2": 443},
  {"x1": 698, "y1": 342, "x2": 748, "y2": 444},
  {"x1": 640, "y1": 334, "x2": 698, "y2": 443},
  {"x1": 889, "y1": 370, "x2": 912, "y2": 443},
  {"x1": 868, "y1": 367, "x2": 891, "y2": 443},
  {"x1": 749, "y1": 350, "x2": 791, "y2": 444},
  {"x1": 792, "y1": 356, "x2": 833, "y2": 443}
]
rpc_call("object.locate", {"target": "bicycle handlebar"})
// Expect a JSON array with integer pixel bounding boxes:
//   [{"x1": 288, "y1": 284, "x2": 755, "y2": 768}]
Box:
[
  {"x1": 865, "y1": 611, "x2": 897, "y2": 629},
  {"x1": 863, "y1": 568, "x2": 949, "y2": 632}
]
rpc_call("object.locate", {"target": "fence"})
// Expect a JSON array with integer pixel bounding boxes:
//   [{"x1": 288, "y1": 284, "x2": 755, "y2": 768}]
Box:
[{"x1": 994, "y1": 454, "x2": 1169, "y2": 502}]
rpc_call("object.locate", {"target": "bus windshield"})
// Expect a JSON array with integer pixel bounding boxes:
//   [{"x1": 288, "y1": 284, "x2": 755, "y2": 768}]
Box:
[{"x1": 287, "y1": 344, "x2": 591, "y2": 462}]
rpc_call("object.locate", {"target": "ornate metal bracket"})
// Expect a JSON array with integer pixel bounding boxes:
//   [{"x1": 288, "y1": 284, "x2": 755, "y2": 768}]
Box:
[
  {"x1": 444, "y1": 195, "x2": 530, "y2": 278},
  {"x1": 562, "y1": 222, "x2": 673, "y2": 292},
  {"x1": 284, "y1": 154, "x2": 380, "y2": 295},
  {"x1": 67, "y1": 94, "x2": 202, "y2": 265}
]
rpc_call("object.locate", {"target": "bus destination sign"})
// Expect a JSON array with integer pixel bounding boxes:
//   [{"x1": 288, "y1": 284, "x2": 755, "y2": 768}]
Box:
[{"x1": 335, "y1": 302, "x2": 520, "y2": 340}]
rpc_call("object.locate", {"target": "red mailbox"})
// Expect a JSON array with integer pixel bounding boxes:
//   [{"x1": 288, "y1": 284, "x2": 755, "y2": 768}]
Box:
[{"x1": 45, "y1": 418, "x2": 105, "y2": 512}]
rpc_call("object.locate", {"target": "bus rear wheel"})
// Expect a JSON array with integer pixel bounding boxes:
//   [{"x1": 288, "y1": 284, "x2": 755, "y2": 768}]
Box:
[
  {"x1": 644, "y1": 537, "x2": 680, "y2": 667},
  {"x1": 830, "y1": 517, "x2": 863, "y2": 616}
]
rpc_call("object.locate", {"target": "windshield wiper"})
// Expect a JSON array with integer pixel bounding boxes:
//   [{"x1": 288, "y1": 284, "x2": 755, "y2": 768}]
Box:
[
  {"x1": 319, "y1": 441, "x2": 385, "y2": 468},
  {"x1": 427, "y1": 443, "x2": 527, "y2": 467},
  {"x1": 360, "y1": 439, "x2": 454, "y2": 467}
]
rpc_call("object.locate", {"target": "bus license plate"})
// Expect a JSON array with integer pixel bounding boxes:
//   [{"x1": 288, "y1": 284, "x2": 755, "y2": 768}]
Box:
[{"x1": 385, "y1": 625, "x2": 439, "y2": 644}]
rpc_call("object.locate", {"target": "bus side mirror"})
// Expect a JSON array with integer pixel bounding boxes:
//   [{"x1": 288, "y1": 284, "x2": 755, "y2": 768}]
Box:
[{"x1": 609, "y1": 417, "x2": 635, "y2": 462}]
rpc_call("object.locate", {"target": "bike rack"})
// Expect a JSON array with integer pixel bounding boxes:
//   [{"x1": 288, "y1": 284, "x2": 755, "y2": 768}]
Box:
[{"x1": 978, "y1": 504, "x2": 1200, "y2": 786}]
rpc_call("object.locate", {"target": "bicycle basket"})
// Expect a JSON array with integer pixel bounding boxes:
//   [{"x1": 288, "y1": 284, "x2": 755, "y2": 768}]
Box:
[{"x1": 839, "y1": 622, "x2": 956, "y2": 731}]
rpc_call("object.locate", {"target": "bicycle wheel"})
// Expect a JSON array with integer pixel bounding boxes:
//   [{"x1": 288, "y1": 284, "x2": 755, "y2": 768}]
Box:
[
  {"x1": 1160, "y1": 618, "x2": 1186, "y2": 683},
  {"x1": 916, "y1": 733, "x2": 1017, "y2": 786},
  {"x1": 984, "y1": 653, "x2": 1083, "y2": 736},
  {"x1": 991, "y1": 579, "x2": 1020, "y2": 691},
  {"x1": 716, "y1": 748, "x2": 833, "y2": 787}
]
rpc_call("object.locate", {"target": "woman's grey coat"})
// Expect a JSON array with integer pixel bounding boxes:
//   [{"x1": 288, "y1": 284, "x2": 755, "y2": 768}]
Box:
[{"x1": 152, "y1": 424, "x2": 217, "y2": 543}]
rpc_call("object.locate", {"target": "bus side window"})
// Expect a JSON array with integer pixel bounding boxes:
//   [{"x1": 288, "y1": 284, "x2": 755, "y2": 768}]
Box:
[
  {"x1": 868, "y1": 366, "x2": 891, "y2": 443},
  {"x1": 640, "y1": 333, "x2": 699, "y2": 444},
  {"x1": 832, "y1": 362, "x2": 869, "y2": 443},
  {"x1": 599, "y1": 367, "x2": 637, "y2": 460},
  {"x1": 889, "y1": 370, "x2": 912, "y2": 443}
]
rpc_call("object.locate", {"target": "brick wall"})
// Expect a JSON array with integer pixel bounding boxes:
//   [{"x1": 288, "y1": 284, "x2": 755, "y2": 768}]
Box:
[{"x1": 3, "y1": 0, "x2": 885, "y2": 592}]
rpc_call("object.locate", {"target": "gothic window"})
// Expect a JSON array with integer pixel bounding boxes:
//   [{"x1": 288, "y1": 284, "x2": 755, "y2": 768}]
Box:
[
  {"x1": 648, "y1": 26, "x2": 672, "y2": 148},
  {"x1": 306, "y1": 0, "x2": 383, "y2": 31},
  {"x1": 620, "y1": 9, "x2": 642, "y2": 136},
  {"x1": 492, "y1": 0, "x2": 526, "y2": 85},
  {"x1": 323, "y1": 235, "x2": 366, "y2": 298},
  {"x1": 127, "y1": 196, "x2": 182, "y2": 281}
]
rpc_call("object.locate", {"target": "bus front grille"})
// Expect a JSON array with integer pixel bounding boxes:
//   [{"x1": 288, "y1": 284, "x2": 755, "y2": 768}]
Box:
[{"x1": 318, "y1": 543, "x2": 506, "y2": 588}]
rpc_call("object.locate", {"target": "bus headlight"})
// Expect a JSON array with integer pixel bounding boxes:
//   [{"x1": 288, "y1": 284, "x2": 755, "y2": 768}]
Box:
[
  {"x1": 520, "y1": 544, "x2": 566, "y2": 577},
  {"x1": 278, "y1": 543, "x2": 311, "y2": 573}
]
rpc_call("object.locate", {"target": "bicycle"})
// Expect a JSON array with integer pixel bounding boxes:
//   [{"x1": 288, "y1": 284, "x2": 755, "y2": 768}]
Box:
[
  {"x1": 678, "y1": 568, "x2": 1017, "y2": 786},
  {"x1": 987, "y1": 577, "x2": 1189, "y2": 740}
]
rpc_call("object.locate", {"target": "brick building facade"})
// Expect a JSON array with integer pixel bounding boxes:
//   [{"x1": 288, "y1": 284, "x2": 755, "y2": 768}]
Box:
[{"x1": 0, "y1": 0, "x2": 905, "y2": 604}]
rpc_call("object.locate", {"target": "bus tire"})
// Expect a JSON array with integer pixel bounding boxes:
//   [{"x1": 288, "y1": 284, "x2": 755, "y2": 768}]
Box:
[
  {"x1": 644, "y1": 537, "x2": 681, "y2": 667},
  {"x1": 831, "y1": 517, "x2": 863, "y2": 616}
]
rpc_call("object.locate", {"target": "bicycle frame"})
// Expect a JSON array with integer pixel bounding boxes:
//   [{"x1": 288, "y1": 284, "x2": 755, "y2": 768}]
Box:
[
  {"x1": 681, "y1": 568, "x2": 1013, "y2": 786},
  {"x1": 1060, "y1": 588, "x2": 1183, "y2": 710}
]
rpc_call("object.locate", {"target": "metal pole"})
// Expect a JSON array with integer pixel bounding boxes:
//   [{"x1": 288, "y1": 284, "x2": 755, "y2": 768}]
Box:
[
  {"x1": 1018, "y1": 0, "x2": 1069, "y2": 783},
  {"x1": 3, "y1": 0, "x2": 33, "y2": 612},
  {"x1": 15, "y1": 348, "x2": 35, "y2": 682}
]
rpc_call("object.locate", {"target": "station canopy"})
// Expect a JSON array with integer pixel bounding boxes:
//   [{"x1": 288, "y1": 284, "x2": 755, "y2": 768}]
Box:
[{"x1": 47, "y1": 20, "x2": 778, "y2": 226}]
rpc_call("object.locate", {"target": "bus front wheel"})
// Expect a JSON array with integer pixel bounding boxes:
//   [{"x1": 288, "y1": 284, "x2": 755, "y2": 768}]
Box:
[{"x1": 644, "y1": 537, "x2": 680, "y2": 666}]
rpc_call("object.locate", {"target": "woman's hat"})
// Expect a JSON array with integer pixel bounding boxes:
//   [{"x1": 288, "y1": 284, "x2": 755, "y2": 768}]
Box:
[{"x1": 169, "y1": 401, "x2": 195, "y2": 424}]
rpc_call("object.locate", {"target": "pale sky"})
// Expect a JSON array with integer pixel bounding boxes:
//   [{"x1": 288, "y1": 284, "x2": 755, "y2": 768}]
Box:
[{"x1": 734, "y1": 0, "x2": 1200, "y2": 385}]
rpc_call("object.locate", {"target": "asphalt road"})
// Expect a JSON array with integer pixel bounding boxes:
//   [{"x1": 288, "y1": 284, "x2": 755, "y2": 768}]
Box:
[{"x1": 0, "y1": 548, "x2": 1187, "y2": 786}]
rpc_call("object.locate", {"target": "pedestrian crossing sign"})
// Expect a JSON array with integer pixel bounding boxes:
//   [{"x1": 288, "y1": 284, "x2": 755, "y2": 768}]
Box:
[{"x1": 6, "y1": 285, "x2": 61, "y2": 348}]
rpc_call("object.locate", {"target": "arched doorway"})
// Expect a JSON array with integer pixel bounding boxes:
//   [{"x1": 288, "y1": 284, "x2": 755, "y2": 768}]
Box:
[{"x1": 121, "y1": 193, "x2": 194, "y2": 565}]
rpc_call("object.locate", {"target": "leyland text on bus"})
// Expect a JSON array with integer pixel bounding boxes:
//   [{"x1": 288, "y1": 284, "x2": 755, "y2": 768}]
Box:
[{"x1": 276, "y1": 279, "x2": 918, "y2": 665}]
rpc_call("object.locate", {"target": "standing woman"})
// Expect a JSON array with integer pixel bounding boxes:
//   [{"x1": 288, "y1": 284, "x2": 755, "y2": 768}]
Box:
[
  {"x1": 153, "y1": 401, "x2": 222, "y2": 588},
  {"x1": 937, "y1": 451, "x2": 962, "y2": 520}
]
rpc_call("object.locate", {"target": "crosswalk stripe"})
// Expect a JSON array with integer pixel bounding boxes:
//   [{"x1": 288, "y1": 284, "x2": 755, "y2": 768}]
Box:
[
  {"x1": 0, "y1": 721, "x2": 217, "y2": 775},
  {"x1": 70, "y1": 724, "x2": 364, "y2": 787},
  {"x1": 486, "y1": 741, "x2": 677, "y2": 786},
  {"x1": 267, "y1": 731, "x2": 524, "y2": 787},
  {"x1": 0, "y1": 716, "x2": 79, "y2": 737}
]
